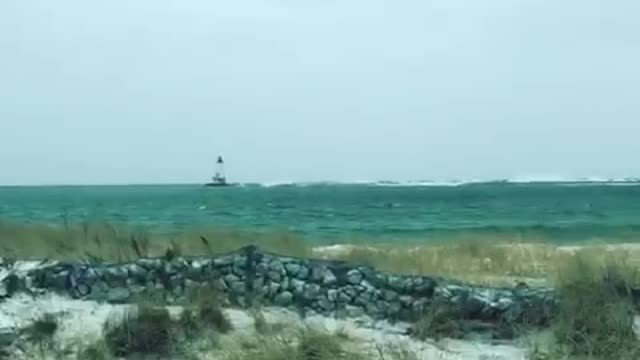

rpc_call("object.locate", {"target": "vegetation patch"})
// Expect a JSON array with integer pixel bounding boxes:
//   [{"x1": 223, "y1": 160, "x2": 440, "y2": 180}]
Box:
[
  {"x1": 409, "y1": 300, "x2": 464, "y2": 341},
  {"x1": 186, "y1": 286, "x2": 233, "y2": 333},
  {"x1": 24, "y1": 312, "x2": 59, "y2": 346},
  {"x1": 528, "y1": 254, "x2": 640, "y2": 359},
  {"x1": 104, "y1": 306, "x2": 176, "y2": 357}
]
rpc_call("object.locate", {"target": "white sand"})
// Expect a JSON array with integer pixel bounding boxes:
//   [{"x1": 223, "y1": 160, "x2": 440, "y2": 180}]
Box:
[
  {"x1": 0, "y1": 293, "x2": 528, "y2": 360},
  {"x1": 226, "y1": 307, "x2": 528, "y2": 360}
]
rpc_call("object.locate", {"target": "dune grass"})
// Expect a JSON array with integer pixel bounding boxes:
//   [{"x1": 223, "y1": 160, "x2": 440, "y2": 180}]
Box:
[
  {"x1": 526, "y1": 253, "x2": 640, "y2": 360},
  {"x1": 327, "y1": 240, "x2": 640, "y2": 287},
  {"x1": 218, "y1": 326, "x2": 418, "y2": 360},
  {"x1": 3, "y1": 219, "x2": 640, "y2": 288},
  {"x1": 0, "y1": 220, "x2": 311, "y2": 261}
]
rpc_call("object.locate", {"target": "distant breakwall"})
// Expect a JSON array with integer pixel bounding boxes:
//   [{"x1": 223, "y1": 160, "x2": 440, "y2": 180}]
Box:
[{"x1": 0, "y1": 246, "x2": 557, "y2": 327}]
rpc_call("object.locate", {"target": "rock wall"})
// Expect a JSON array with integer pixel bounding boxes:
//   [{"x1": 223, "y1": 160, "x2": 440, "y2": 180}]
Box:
[{"x1": 1, "y1": 246, "x2": 557, "y2": 326}]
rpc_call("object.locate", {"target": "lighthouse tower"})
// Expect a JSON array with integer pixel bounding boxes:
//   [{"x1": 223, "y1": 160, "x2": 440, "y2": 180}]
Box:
[
  {"x1": 214, "y1": 156, "x2": 226, "y2": 182},
  {"x1": 206, "y1": 155, "x2": 229, "y2": 186}
]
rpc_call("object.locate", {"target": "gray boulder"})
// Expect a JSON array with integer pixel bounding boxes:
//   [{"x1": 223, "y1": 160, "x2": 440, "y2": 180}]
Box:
[
  {"x1": 274, "y1": 291, "x2": 294, "y2": 306},
  {"x1": 285, "y1": 263, "x2": 301, "y2": 276},
  {"x1": 107, "y1": 288, "x2": 131, "y2": 303},
  {"x1": 347, "y1": 270, "x2": 363, "y2": 285}
]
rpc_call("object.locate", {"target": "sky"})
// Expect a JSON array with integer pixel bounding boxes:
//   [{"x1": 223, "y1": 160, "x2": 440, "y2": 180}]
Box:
[{"x1": 1, "y1": 0, "x2": 639, "y2": 185}]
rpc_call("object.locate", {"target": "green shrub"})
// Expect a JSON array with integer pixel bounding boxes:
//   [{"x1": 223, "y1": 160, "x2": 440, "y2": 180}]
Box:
[
  {"x1": 25, "y1": 313, "x2": 59, "y2": 345},
  {"x1": 76, "y1": 342, "x2": 110, "y2": 360},
  {"x1": 178, "y1": 308, "x2": 200, "y2": 338},
  {"x1": 298, "y1": 328, "x2": 349, "y2": 360},
  {"x1": 104, "y1": 306, "x2": 176, "y2": 357},
  {"x1": 410, "y1": 301, "x2": 464, "y2": 341},
  {"x1": 540, "y1": 255, "x2": 640, "y2": 359},
  {"x1": 189, "y1": 287, "x2": 232, "y2": 333}
]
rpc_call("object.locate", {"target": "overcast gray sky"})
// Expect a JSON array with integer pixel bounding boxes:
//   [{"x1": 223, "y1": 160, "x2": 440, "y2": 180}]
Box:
[{"x1": 1, "y1": 0, "x2": 639, "y2": 185}]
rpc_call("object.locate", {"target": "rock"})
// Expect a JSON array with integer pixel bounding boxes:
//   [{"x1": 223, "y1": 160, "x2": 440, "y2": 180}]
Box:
[
  {"x1": 256, "y1": 263, "x2": 269, "y2": 275},
  {"x1": 136, "y1": 258, "x2": 162, "y2": 270},
  {"x1": 232, "y1": 263, "x2": 245, "y2": 277},
  {"x1": 86, "y1": 281, "x2": 109, "y2": 300},
  {"x1": 376, "y1": 300, "x2": 390, "y2": 313},
  {"x1": 327, "y1": 289, "x2": 338, "y2": 302},
  {"x1": 335, "y1": 307, "x2": 348, "y2": 319},
  {"x1": 347, "y1": 270, "x2": 363, "y2": 285},
  {"x1": 168, "y1": 275, "x2": 183, "y2": 290},
  {"x1": 129, "y1": 285, "x2": 147, "y2": 294},
  {"x1": 311, "y1": 266, "x2": 325, "y2": 282},
  {"x1": 297, "y1": 266, "x2": 310, "y2": 280},
  {"x1": 462, "y1": 295, "x2": 488, "y2": 318},
  {"x1": 343, "y1": 286, "x2": 357, "y2": 298},
  {"x1": 355, "y1": 293, "x2": 371, "y2": 306},
  {"x1": 186, "y1": 263, "x2": 204, "y2": 280},
  {"x1": 274, "y1": 291, "x2": 294, "y2": 306},
  {"x1": 103, "y1": 268, "x2": 127, "y2": 287},
  {"x1": 107, "y1": 288, "x2": 131, "y2": 303},
  {"x1": 213, "y1": 256, "x2": 234, "y2": 267},
  {"x1": 285, "y1": 263, "x2": 301, "y2": 276},
  {"x1": 254, "y1": 276, "x2": 265, "y2": 290},
  {"x1": 267, "y1": 282, "x2": 280, "y2": 297},
  {"x1": 230, "y1": 281, "x2": 246, "y2": 295},
  {"x1": 318, "y1": 296, "x2": 335, "y2": 311},
  {"x1": 323, "y1": 270, "x2": 337, "y2": 285},
  {"x1": 281, "y1": 276, "x2": 290, "y2": 290},
  {"x1": 212, "y1": 278, "x2": 228, "y2": 291},
  {"x1": 388, "y1": 275, "x2": 404, "y2": 291},
  {"x1": 126, "y1": 264, "x2": 148, "y2": 280},
  {"x1": 365, "y1": 302, "x2": 380, "y2": 316},
  {"x1": 442, "y1": 285, "x2": 467, "y2": 298},
  {"x1": 207, "y1": 267, "x2": 223, "y2": 279},
  {"x1": 269, "y1": 261, "x2": 286, "y2": 275},
  {"x1": 494, "y1": 297, "x2": 513, "y2": 311},
  {"x1": 303, "y1": 284, "x2": 321, "y2": 301},
  {"x1": 163, "y1": 262, "x2": 178, "y2": 276},
  {"x1": 267, "y1": 271, "x2": 282, "y2": 282},
  {"x1": 413, "y1": 278, "x2": 436, "y2": 296},
  {"x1": 387, "y1": 301, "x2": 402, "y2": 316},
  {"x1": 338, "y1": 291, "x2": 352, "y2": 303},
  {"x1": 345, "y1": 305, "x2": 365, "y2": 318},
  {"x1": 224, "y1": 274, "x2": 240, "y2": 287},
  {"x1": 51, "y1": 272, "x2": 69, "y2": 290},
  {"x1": 291, "y1": 279, "x2": 305, "y2": 292},
  {"x1": 399, "y1": 295, "x2": 414, "y2": 308},
  {"x1": 382, "y1": 290, "x2": 398, "y2": 302},
  {"x1": 411, "y1": 299, "x2": 429, "y2": 314}
]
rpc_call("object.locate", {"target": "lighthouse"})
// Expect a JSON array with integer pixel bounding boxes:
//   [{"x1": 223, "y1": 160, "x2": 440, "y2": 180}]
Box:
[{"x1": 205, "y1": 155, "x2": 230, "y2": 187}]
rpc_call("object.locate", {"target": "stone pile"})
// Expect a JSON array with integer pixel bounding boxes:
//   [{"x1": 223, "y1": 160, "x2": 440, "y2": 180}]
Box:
[{"x1": 0, "y1": 246, "x2": 557, "y2": 326}]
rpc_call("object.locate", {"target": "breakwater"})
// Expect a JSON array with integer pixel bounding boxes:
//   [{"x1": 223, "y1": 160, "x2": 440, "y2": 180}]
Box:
[{"x1": 0, "y1": 246, "x2": 557, "y2": 327}]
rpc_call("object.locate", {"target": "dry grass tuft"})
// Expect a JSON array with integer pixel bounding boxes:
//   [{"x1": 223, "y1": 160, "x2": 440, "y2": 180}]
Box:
[
  {"x1": 410, "y1": 300, "x2": 464, "y2": 341},
  {"x1": 219, "y1": 326, "x2": 420, "y2": 360},
  {"x1": 104, "y1": 305, "x2": 177, "y2": 357},
  {"x1": 0, "y1": 220, "x2": 311, "y2": 261},
  {"x1": 24, "y1": 312, "x2": 59, "y2": 346},
  {"x1": 526, "y1": 253, "x2": 640, "y2": 360},
  {"x1": 185, "y1": 286, "x2": 233, "y2": 334}
]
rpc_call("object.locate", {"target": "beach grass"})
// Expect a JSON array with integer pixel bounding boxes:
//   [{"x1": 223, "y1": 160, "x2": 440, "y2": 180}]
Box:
[
  {"x1": 3, "y1": 219, "x2": 640, "y2": 287},
  {"x1": 0, "y1": 220, "x2": 311, "y2": 261},
  {"x1": 526, "y1": 253, "x2": 640, "y2": 360}
]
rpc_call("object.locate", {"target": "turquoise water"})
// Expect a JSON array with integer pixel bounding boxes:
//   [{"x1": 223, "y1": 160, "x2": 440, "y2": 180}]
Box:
[{"x1": 1, "y1": 182, "x2": 640, "y2": 244}]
